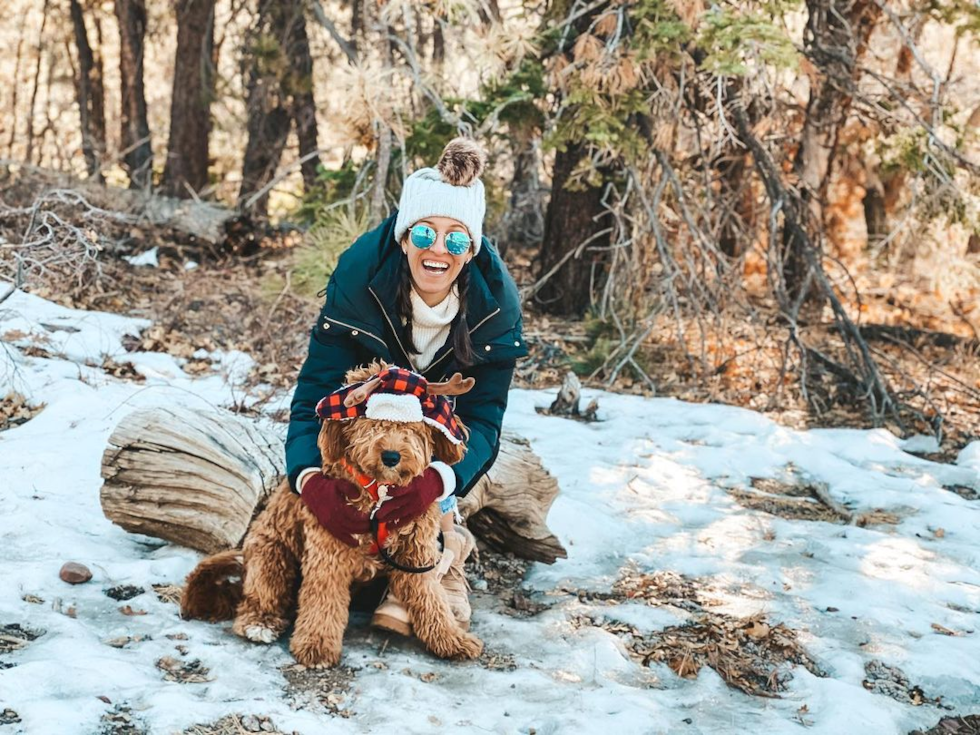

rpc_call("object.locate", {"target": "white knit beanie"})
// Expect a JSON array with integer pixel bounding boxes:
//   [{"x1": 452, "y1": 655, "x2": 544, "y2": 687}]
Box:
[{"x1": 394, "y1": 138, "x2": 487, "y2": 256}]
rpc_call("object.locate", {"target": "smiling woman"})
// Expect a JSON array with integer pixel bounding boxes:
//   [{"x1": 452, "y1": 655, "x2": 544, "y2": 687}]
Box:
[{"x1": 284, "y1": 137, "x2": 528, "y2": 640}]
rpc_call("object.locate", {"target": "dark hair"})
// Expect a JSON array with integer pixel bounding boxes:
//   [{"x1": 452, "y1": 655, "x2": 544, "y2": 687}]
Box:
[{"x1": 397, "y1": 257, "x2": 475, "y2": 369}]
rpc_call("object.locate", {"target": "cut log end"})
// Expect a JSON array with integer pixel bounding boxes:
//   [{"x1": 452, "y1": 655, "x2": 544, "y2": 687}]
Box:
[{"x1": 467, "y1": 508, "x2": 567, "y2": 564}]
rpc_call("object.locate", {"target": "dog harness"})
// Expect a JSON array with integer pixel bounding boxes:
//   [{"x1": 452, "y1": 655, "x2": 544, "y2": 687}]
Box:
[{"x1": 339, "y1": 458, "x2": 442, "y2": 574}]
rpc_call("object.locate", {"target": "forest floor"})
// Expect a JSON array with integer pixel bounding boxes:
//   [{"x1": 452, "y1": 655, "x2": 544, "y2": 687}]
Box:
[
  {"x1": 1, "y1": 238, "x2": 980, "y2": 733},
  {"x1": 9, "y1": 219, "x2": 979, "y2": 456}
]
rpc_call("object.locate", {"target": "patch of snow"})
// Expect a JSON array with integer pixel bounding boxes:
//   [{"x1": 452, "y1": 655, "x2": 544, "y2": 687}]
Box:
[
  {"x1": 901, "y1": 434, "x2": 941, "y2": 455},
  {"x1": 1, "y1": 293, "x2": 978, "y2": 734},
  {"x1": 123, "y1": 247, "x2": 159, "y2": 267},
  {"x1": 957, "y1": 441, "x2": 980, "y2": 474}
]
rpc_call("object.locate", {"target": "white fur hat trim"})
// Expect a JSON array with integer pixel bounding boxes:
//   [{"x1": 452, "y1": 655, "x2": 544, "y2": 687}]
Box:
[
  {"x1": 423, "y1": 416, "x2": 464, "y2": 445},
  {"x1": 365, "y1": 393, "x2": 424, "y2": 423}
]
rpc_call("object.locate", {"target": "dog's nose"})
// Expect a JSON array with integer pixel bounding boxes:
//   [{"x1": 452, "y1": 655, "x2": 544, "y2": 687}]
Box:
[{"x1": 381, "y1": 450, "x2": 401, "y2": 467}]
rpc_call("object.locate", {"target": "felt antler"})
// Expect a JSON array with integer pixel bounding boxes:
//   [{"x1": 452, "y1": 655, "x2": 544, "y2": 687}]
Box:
[
  {"x1": 343, "y1": 376, "x2": 382, "y2": 407},
  {"x1": 427, "y1": 373, "x2": 475, "y2": 396}
]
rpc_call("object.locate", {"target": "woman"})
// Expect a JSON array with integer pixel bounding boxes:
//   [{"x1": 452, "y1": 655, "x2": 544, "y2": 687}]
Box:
[{"x1": 285, "y1": 138, "x2": 527, "y2": 634}]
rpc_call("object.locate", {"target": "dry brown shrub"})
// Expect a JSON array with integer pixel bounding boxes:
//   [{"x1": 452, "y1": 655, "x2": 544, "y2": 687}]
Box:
[
  {"x1": 573, "y1": 33, "x2": 604, "y2": 63},
  {"x1": 594, "y1": 12, "x2": 619, "y2": 38}
]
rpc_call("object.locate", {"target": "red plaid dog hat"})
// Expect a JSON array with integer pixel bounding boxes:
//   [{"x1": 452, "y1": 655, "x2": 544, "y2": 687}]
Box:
[{"x1": 315, "y1": 367, "x2": 467, "y2": 445}]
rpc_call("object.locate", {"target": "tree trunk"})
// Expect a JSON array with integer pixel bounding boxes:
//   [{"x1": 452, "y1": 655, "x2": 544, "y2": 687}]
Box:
[
  {"x1": 24, "y1": 0, "x2": 51, "y2": 165},
  {"x1": 536, "y1": 140, "x2": 611, "y2": 316},
  {"x1": 285, "y1": 7, "x2": 320, "y2": 192},
  {"x1": 499, "y1": 133, "x2": 545, "y2": 258},
  {"x1": 114, "y1": 0, "x2": 153, "y2": 189},
  {"x1": 162, "y1": 0, "x2": 216, "y2": 198},
  {"x1": 351, "y1": 0, "x2": 364, "y2": 51},
  {"x1": 238, "y1": 0, "x2": 317, "y2": 216},
  {"x1": 783, "y1": 0, "x2": 880, "y2": 303},
  {"x1": 431, "y1": 21, "x2": 445, "y2": 69},
  {"x1": 862, "y1": 15, "x2": 924, "y2": 246},
  {"x1": 100, "y1": 407, "x2": 566, "y2": 563},
  {"x1": 69, "y1": 0, "x2": 105, "y2": 181},
  {"x1": 90, "y1": 9, "x2": 107, "y2": 170},
  {"x1": 365, "y1": 3, "x2": 392, "y2": 226}
]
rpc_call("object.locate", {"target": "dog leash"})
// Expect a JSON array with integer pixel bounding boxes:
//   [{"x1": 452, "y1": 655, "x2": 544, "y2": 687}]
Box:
[
  {"x1": 370, "y1": 518, "x2": 444, "y2": 574},
  {"x1": 339, "y1": 459, "x2": 444, "y2": 574}
]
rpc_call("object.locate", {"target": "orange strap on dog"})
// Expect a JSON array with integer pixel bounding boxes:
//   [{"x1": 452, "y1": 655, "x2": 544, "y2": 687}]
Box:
[
  {"x1": 339, "y1": 458, "x2": 388, "y2": 552},
  {"x1": 338, "y1": 459, "x2": 442, "y2": 574}
]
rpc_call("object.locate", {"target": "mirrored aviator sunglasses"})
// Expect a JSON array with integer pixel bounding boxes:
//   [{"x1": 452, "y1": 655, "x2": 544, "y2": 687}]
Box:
[{"x1": 409, "y1": 224, "x2": 472, "y2": 256}]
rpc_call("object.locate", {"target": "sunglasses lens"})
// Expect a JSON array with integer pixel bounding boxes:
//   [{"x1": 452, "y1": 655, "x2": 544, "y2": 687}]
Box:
[
  {"x1": 410, "y1": 225, "x2": 436, "y2": 249},
  {"x1": 445, "y1": 232, "x2": 471, "y2": 255}
]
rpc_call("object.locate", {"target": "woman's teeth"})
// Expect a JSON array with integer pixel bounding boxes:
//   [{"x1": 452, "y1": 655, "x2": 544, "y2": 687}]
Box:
[{"x1": 422, "y1": 260, "x2": 449, "y2": 273}]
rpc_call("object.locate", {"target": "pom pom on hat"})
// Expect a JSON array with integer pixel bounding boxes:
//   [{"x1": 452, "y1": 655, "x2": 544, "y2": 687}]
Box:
[
  {"x1": 394, "y1": 137, "x2": 487, "y2": 255},
  {"x1": 437, "y1": 138, "x2": 486, "y2": 187}
]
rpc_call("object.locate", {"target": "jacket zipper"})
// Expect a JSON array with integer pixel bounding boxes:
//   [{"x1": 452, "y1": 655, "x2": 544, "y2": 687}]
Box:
[
  {"x1": 425, "y1": 306, "x2": 502, "y2": 376},
  {"x1": 322, "y1": 315, "x2": 388, "y2": 350},
  {"x1": 368, "y1": 286, "x2": 418, "y2": 372},
  {"x1": 467, "y1": 307, "x2": 501, "y2": 336}
]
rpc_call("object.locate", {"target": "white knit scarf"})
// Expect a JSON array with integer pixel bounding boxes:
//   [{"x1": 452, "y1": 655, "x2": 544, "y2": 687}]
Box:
[{"x1": 409, "y1": 286, "x2": 460, "y2": 370}]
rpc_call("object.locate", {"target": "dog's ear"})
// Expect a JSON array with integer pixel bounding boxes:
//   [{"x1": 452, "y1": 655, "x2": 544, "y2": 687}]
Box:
[
  {"x1": 431, "y1": 424, "x2": 466, "y2": 465},
  {"x1": 317, "y1": 420, "x2": 347, "y2": 464}
]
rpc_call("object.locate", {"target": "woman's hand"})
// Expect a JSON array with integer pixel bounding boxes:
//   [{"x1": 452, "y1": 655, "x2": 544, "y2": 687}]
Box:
[
  {"x1": 373, "y1": 468, "x2": 445, "y2": 529},
  {"x1": 300, "y1": 474, "x2": 372, "y2": 547}
]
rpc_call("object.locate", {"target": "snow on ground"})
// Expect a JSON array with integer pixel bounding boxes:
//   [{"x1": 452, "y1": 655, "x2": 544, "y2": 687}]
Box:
[{"x1": 1, "y1": 289, "x2": 979, "y2": 734}]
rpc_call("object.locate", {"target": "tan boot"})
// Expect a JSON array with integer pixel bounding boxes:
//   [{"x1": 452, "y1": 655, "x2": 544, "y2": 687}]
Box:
[
  {"x1": 371, "y1": 585, "x2": 412, "y2": 636},
  {"x1": 437, "y1": 525, "x2": 475, "y2": 630},
  {"x1": 371, "y1": 527, "x2": 476, "y2": 636}
]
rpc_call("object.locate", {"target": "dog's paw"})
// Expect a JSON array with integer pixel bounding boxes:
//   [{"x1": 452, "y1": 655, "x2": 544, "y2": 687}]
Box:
[
  {"x1": 427, "y1": 630, "x2": 484, "y2": 661},
  {"x1": 233, "y1": 614, "x2": 286, "y2": 642},
  {"x1": 453, "y1": 632, "x2": 484, "y2": 660},
  {"x1": 244, "y1": 625, "x2": 278, "y2": 644},
  {"x1": 290, "y1": 636, "x2": 342, "y2": 669}
]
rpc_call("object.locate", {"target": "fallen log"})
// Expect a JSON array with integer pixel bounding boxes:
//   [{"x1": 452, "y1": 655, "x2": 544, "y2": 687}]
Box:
[
  {"x1": 100, "y1": 406, "x2": 283, "y2": 554},
  {"x1": 458, "y1": 432, "x2": 567, "y2": 564},
  {"x1": 100, "y1": 407, "x2": 566, "y2": 564},
  {"x1": 0, "y1": 163, "x2": 248, "y2": 252}
]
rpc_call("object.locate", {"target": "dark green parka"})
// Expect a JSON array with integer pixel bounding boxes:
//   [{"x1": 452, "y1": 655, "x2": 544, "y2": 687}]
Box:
[{"x1": 285, "y1": 212, "x2": 528, "y2": 496}]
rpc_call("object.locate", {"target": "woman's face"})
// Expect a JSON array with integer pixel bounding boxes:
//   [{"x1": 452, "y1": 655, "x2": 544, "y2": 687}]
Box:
[{"x1": 401, "y1": 215, "x2": 473, "y2": 306}]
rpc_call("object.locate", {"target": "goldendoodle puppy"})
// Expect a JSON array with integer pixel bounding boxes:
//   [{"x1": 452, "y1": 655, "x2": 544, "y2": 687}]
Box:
[{"x1": 181, "y1": 362, "x2": 483, "y2": 667}]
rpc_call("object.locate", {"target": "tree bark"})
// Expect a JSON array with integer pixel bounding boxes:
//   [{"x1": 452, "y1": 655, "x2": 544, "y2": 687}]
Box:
[
  {"x1": 101, "y1": 407, "x2": 283, "y2": 554},
  {"x1": 69, "y1": 0, "x2": 103, "y2": 181},
  {"x1": 90, "y1": 9, "x2": 107, "y2": 169},
  {"x1": 536, "y1": 140, "x2": 611, "y2": 316},
  {"x1": 862, "y1": 16, "x2": 924, "y2": 246},
  {"x1": 499, "y1": 133, "x2": 545, "y2": 257},
  {"x1": 285, "y1": 8, "x2": 320, "y2": 192},
  {"x1": 162, "y1": 0, "x2": 216, "y2": 198},
  {"x1": 24, "y1": 0, "x2": 51, "y2": 165},
  {"x1": 70, "y1": 0, "x2": 105, "y2": 181},
  {"x1": 114, "y1": 0, "x2": 153, "y2": 189},
  {"x1": 783, "y1": 0, "x2": 880, "y2": 303},
  {"x1": 239, "y1": 0, "x2": 319, "y2": 216}
]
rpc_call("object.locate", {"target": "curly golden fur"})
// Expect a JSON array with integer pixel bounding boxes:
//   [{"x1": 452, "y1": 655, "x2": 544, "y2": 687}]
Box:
[{"x1": 180, "y1": 362, "x2": 481, "y2": 667}]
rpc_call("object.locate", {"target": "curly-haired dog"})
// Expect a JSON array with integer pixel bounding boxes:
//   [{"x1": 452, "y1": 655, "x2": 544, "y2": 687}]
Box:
[{"x1": 180, "y1": 363, "x2": 483, "y2": 668}]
